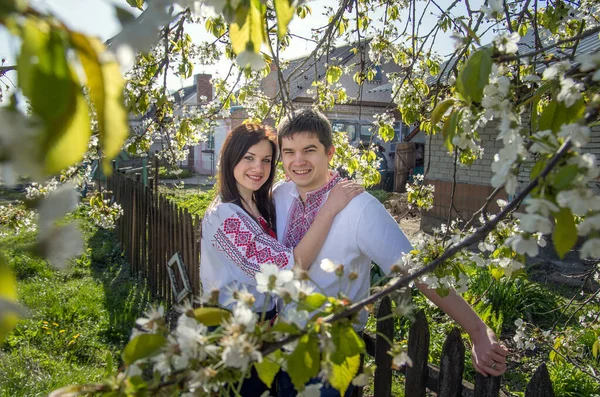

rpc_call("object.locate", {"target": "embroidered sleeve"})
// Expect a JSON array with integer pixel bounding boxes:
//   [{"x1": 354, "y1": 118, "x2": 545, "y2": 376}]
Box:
[{"x1": 212, "y1": 211, "x2": 294, "y2": 277}]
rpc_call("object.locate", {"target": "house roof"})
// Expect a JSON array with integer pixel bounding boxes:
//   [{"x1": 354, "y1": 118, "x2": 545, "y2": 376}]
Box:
[
  {"x1": 369, "y1": 28, "x2": 600, "y2": 93},
  {"x1": 282, "y1": 40, "x2": 401, "y2": 104}
]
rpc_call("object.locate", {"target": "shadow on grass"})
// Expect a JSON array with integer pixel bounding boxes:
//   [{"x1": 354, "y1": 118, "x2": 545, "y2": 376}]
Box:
[{"x1": 86, "y1": 228, "x2": 151, "y2": 346}]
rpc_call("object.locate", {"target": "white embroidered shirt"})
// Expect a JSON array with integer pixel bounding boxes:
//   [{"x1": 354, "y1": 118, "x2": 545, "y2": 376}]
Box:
[
  {"x1": 273, "y1": 175, "x2": 414, "y2": 329},
  {"x1": 200, "y1": 199, "x2": 294, "y2": 310}
]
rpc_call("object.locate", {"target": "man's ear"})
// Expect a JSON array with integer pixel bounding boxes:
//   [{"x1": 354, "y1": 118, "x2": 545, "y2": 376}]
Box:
[{"x1": 326, "y1": 145, "x2": 335, "y2": 162}]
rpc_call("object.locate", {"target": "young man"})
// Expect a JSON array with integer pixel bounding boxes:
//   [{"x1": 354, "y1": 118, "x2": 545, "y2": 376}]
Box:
[{"x1": 273, "y1": 109, "x2": 508, "y2": 396}]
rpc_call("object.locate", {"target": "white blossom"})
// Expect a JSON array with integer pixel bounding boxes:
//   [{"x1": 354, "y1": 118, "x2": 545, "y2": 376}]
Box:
[
  {"x1": 576, "y1": 52, "x2": 600, "y2": 81},
  {"x1": 557, "y1": 188, "x2": 600, "y2": 215},
  {"x1": 514, "y1": 212, "x2": 553, "y2": 234},
  {"x1": 542, "y1": 61, "x2": 570, "y2": 80},
  {"x1": 136, "y1": 305, "x2": 165, "y2": 331},
  {"x1": 481, "y1": 0, "x2": 503, "y2": 19},
  {"x1": 298, "y1": 384, "x2": 322, "y2": 397},
  {"x1": 255, "y1": 263, "x2": 294, "y2": 293},
  {"x1": 236, "y1": 50, "x2": 266, "y2": 71},
  {"x1": 577, "y1": 214, "x2": 600, "y2": 236},
  {"x1": 493, "y1": 32, "x2": 520, "y2": 54},
  {"x1": 557, "y1": 78, "x2": 583, "y2": 107},
  {"x1": 220, "y1": 334, "x2": 262, "y2": 371},
  {"x1": 392, "y1": 351, "x2": 413, "y2": 368},
  {"x1": 558, "y1": 123, "x2": 590, "y2": 147},
  {"x1": 580, "y1": 238, "x2": 600, "y2": 259},
  {"x1": 505, "y1": 234, "x2": 539, "y2": 256},
  {"x1": 352, "y1": 374, "x2": 370, "y2": 387},
  {"x1": 232, "y1": 304, "x2": 258, "y2": 330},
  {"x1": 524, "y1": 199, "x2": 559, "y2": 217},
  {"x1": 320, "y1": 258, "x2": 337, "y2": 273}
]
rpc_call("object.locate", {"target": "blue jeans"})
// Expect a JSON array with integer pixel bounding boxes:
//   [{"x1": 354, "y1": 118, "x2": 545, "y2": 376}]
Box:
[{"x1": 276, "y1": 371, "x2": 354, "y2": 397}]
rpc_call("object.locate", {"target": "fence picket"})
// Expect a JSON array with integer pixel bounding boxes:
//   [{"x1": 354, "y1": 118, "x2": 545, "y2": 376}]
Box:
[
  {"x1": 374, "y1": 296, "x2": 393, "y2": 397},
  {"x1": 438, "y1": 328, "x2": 465, "y2": 397},
  {"x1": 405, "y1": 310, "x2": 430, "y2": 397},
  {"x1": 525, "y1": 363, "x2": 554, "y2": 397},
  {"x1": 474, "y1": 373, "x2": 501, "y2": 397}
]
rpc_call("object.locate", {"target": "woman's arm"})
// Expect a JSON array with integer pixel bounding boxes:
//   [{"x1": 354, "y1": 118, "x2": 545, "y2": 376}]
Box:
[
  {"x1": 293, "y1": 180, "x2": 363, "y2": 269},
  {"x1": 416, "y1": 283, "x2": 509, "y2": 376}
]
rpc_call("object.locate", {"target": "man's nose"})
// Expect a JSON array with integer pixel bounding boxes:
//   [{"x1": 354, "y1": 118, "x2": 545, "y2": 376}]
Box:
[{"x1": 292, "y1": 152, "x2": 306, "y2": 164}]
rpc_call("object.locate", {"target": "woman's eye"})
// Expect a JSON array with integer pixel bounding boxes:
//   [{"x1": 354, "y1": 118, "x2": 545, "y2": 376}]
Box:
[
  {"x1": 245, "y1": 156, "x2": 253, "y2": 161},
  {"x1": 263, "y1": 159, "x2": 271, "y2": 164}
]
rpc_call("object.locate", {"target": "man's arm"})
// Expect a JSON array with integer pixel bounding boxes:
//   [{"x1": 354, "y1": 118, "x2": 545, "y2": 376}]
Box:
[
  {"x1": 356, "y1": 198, "x2": 509, "y2": 376},
  {"x1": 417, "y1": 285, "x2": 509, "y2": 376}
]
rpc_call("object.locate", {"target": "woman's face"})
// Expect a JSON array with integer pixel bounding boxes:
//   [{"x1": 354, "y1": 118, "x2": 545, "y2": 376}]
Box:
[{"x1": 233, "y1": 139, "x2": 273, "y2": 197}]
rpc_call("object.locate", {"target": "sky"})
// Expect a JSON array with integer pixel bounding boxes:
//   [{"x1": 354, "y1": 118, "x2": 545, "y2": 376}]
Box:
[{"x1": 0, "y1": 0, "x2": 482, "y2": 94}]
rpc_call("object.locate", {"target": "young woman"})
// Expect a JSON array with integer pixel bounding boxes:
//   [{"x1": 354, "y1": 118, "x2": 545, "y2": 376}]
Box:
[{"x1": 201, "y1": 123, "x2": 362, "y2": 308}]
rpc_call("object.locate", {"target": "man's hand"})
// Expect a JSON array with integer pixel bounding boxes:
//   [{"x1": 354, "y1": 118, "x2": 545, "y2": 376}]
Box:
[
  {"x1": 322, "y1": 179, "x2": 364, "y2": 216},
  {"x1": 470, "y1": 326, "x2": 509, "y2": 377}
]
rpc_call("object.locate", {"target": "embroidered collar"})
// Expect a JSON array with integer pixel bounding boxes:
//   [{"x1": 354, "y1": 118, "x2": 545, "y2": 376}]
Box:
[
  {"x1": 282, "y1": 171, "x2": 341, "y2": 248},
  {"x1": 289, "y1": 170, "x2": 341, "y2": 202}
]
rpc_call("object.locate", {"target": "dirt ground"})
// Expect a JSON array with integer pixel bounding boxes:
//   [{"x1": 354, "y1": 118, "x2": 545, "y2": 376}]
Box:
[{"x1": 383, "y1": 192, "x2": 422, "y2": 242}]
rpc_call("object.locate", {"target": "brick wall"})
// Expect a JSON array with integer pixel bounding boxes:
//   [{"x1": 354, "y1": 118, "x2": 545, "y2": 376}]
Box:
[{"x1": 422, "y1": 119, "x2": 600, "y2": 231}]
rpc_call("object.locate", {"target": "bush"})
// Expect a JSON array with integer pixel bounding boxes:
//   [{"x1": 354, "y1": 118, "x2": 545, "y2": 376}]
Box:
[
  {"x1": 157, "y1": 166, "x2": 194, "y2": 179},
  {"x1": 368, "y1": 189, "x2": 390, "y2": 203},
  {"x1": 162, "y1": 186, "x2": 217, "y2": 218}
]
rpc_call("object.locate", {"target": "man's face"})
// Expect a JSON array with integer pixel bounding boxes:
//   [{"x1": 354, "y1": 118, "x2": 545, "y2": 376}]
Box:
[{"x1": 280, "y1": 133, "x2": 335, "y2": 195}]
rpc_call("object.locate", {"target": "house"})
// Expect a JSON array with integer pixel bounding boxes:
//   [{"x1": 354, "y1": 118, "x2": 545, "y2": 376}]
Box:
[{"x1": 363, "y1": 31, "x2": 600, "y2": 230}]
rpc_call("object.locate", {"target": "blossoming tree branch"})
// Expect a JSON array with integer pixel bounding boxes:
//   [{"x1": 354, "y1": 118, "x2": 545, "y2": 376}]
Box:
[{"x1": 1, "y1": 0, "x2": 600, "y2": 395}]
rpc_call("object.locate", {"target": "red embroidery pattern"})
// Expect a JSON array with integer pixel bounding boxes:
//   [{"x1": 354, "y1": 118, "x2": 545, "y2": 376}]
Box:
[
  {"x1": 283, "y1": 174, "x2": 341, "y2": 248},
  {"x1": 214, "y1": 212, "x2": 291, "y2": 277}
]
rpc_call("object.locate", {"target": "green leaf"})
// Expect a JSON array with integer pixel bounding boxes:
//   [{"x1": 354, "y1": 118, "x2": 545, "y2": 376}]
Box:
[
  {"x1": 553, "y1": 165, "x2": 579, "y2": 190},
  {"x1": 229, "y1": 0, "x2": 266, "y2": 56},
  {"x1": 329, "y1": 354, "x2": 361, "y2": 396},
  {"x1": 431, "y1": 99, "x2": 455, "y2": 127},
  {"x1": 593, "y1": 340, "x2": 599, "y2": 359},
  {"x1": 530, "y1": 160, "x2": 547, "y2": 180},
  {"x1": 44, "y1": 89, "x2": 91, "y2": 174},
  {"x1": 270, "y1": 321, "x2": 301, "y2": 335},
  {"x1": 126, "y1": 0, "x2": 144, "y2": 10},
  {"x1": 122, "y1": 334, "x2": 166, "y2": 365},
  {"x1": 378, "y1": 124, "x2": 394, "y2": 142},
  {"x1": 193, "y1": 307, "x2": 231, "y2": 326},
  {"x1": 518, "y1": 24, "x2": 528, "y2": 37},
  {"x1": 0, "y1": 257, "x2": 18, "y2": 346},
  {"x1": 326, "y1": 66, "x2": 343, "y2": 85},
  {"x1": 538, "y1": 99, "x2": 586, "y2": 133},
  {"x1": 304, "y1": 293, "x2": 327, "y2": 312},
  {"x1": 287, "y1": 334, "x2": 320, "y2": 390},
  {"x1": 273, "y1": 0, "x2": 295, "y2": 39},
  {"x1": 330, "y1": 322, "x2": 365, "y2": 365},
  {"x1": 72, "y1": 33, "x2": 129, "y2": 174},
  {"x1": 456, "y1": 48, "x2": 493, "y2": 104},
  {"x1": 490, "y1": 266, "x2": 505, "y2": 280},
  {"x1": 254, "y1": 350, "x2": 282, "y2": 388},
  {"x1": 553, "y1": 207, "x2": 577, "y2": 259},
  {"x1": 442, "y1": 110, "x2": 459, "y2": 152}
]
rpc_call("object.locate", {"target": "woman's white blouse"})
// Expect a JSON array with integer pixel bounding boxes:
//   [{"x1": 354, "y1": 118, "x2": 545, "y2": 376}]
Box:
[{"x1": 200, "y1": 200, "x2": 294, "y2": 310}]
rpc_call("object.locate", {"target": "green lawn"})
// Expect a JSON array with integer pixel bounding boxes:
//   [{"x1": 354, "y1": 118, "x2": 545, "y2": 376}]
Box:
[{"x1": 0, "y1": 207, "x2": 149, "y2": 397}]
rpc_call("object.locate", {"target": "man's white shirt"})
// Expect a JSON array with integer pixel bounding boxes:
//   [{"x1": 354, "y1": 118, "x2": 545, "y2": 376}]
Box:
[{"x1": 273, "y1": 175, "x2": 414, "y2": 329}]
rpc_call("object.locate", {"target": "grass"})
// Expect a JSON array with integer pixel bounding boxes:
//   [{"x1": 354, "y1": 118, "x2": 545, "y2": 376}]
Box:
[
  {"x1": 363, "y1": 262, "x2": 600, "y2": 397},
  {"x1": 160, "y1": 185, "x2": 217, "y2": 218},
  {"x1": 158, "y1": 166, "x2": 194, "y2": 180},
  {"x1": 0, "y1": 207, "x2": 149, "y2": 397}
]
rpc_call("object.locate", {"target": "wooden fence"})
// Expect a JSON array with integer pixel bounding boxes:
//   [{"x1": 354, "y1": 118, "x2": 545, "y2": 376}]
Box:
[
  {"x1": 355, "y1": 296, "x2": 555, "y2": 397},
  {"x1": 107, "y1": 168, "x2": 201, "y2": 306}
]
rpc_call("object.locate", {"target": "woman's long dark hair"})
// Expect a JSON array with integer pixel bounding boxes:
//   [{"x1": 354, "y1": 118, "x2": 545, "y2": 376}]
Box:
[{"x1": 218, "y1": 123, "x2": 278, "y2": 230}]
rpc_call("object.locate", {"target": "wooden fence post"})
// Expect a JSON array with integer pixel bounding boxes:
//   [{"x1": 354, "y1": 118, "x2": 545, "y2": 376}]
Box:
[
  {"x1": 474, "y1": 373, "x2": 501, "y2": 397},
  {"x1": 405, "y1": 310, "x2": 430, "y2": 397},
  {"x1": 374, "y1": 296, "x2": 393, "y2": 397},
  {"x1": 438, "y1": 328, "x2": 465, "y2": 397},
  {"x1": 525, "y1": 363, "x2": 554, "y2": 397}
]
